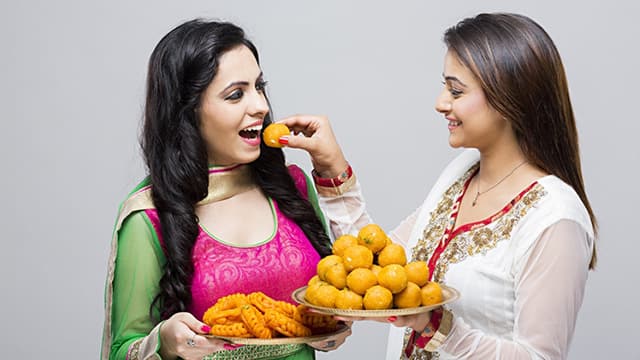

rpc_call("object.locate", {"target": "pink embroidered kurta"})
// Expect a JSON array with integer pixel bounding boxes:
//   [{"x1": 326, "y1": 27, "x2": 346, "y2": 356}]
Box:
[
  {"x1": 144, "y1": 200, "x2": 321, "y2": 320},
  {"x1": 102, "y1": 164, "x2": 325, "y2": 360}
]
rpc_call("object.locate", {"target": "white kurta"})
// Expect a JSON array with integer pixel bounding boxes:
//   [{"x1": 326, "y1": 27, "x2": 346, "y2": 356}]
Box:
[{"x1": 319, "y1": 149, "x2": 594, "y2": 360}]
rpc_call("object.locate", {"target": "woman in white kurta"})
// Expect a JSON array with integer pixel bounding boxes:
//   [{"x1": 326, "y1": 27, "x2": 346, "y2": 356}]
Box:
[{"x1": 279, "y1": 12, "x2": 597, "y2": 360}]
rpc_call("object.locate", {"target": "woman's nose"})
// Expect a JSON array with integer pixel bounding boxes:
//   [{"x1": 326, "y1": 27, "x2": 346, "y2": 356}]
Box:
[
  {"x1": 435, "y1": 89, "x2": 451, "y2": 114},
  {"x1": 251, "y1": 91, "x2": 270, "y2": 117}
]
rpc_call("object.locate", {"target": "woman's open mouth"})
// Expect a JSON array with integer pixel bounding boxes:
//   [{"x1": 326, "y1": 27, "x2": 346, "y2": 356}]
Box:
[{"x1": 239, "y1": 124, "x2": 262, "y2": 139}]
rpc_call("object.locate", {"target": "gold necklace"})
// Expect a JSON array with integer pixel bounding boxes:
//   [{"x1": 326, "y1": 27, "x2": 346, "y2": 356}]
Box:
[
  {"x1": 471, "y1": 160, "x2": 527, "y2": 207},
  {"x1": 197, "y1": 164, "x2": 257, "y2": 206}
]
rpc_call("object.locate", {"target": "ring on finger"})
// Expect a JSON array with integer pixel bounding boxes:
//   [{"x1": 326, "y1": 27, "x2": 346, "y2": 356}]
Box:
[
  {"x1": 186, "y1": 334, "x2": 197, "y2": 347},
  {"x1": 324, "y1": 340, "x2": 336, "y2": 349}
]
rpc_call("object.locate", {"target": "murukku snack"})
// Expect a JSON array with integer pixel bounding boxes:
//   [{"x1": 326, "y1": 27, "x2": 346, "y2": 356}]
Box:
[
  {"x1": 264, "y1": 309, "x2": 312, "y2": 337},
  {"x1": 210, "y1": 322, "x2": 252, "y2": 338},
  {"x1": 248, "y1": 291, "x2": 297, "y2": 318},
  {"x1": 202, "y1": 291, "x2": 336, "y2": 339},
  {"x1": 203, "y1": 307, "x2": 242, "y2": 326},
  {"x1": 207, "y1": 293, "x2": 249, "y2": 314},
  {"x1": 240, "y1": 304, "x2": 272, "y2": 339},
  {"x1": 294, "y1": 305, "x2": 339, "y2": 332}
]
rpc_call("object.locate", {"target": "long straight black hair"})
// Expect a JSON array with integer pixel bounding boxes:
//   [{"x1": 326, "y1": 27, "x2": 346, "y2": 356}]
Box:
[
  {"x1": 443, "y1": 13, "x2": 597, "y2": 268},
  {"x1": 141, "y1": 19, "x2": 332, "y2": 320}
]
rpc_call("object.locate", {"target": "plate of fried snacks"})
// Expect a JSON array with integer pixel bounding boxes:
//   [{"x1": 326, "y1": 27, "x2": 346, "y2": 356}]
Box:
[
  {"x1": 291, "y1": 224, "x2": 460, "y2": 317},
  {"x1": 203, "y1": 291, "x2": 348, "y2": 345}
]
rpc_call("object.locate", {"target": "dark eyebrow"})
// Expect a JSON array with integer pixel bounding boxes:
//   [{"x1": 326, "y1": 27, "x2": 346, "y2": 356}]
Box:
[
  {"x1": 220, "y1": 81, "x2": 249, "y2": 95},
  {"x1": 443, "y1": 74, "x2": 468, "y2": 88},
  {"x1": 219, "y1": 72, "x2": 264, "y2": 95}
]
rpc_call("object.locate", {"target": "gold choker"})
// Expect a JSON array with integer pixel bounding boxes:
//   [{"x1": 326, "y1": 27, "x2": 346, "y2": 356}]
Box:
[{"x1": 197, "y1": 164, "x2": 257, "y2": 206}]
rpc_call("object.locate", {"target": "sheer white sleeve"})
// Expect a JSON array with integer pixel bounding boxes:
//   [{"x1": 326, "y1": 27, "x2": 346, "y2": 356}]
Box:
[
  {"x1": 438, "y1": 219, "x2": 592, "y2": 359},
  {"x1": 318, "y1": 179, "x2": 421, "y2": 248}
]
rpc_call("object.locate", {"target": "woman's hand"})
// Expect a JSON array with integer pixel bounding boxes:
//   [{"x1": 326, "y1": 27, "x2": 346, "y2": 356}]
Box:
[
  {"x1": 334, "y1": 311, "x2": 432, "y2": 333},
  {"x1": 308, "y1": 321, "x2": 353, "y2": 352},
  {"x1": 387, "y1": 311, "x2": 432, "y2": 332},
  {"x1": 158, "y1": 312, "x2": 240, "y2": 360},
  {"x1": 278, "y1": 114, "x2": 349, "y2": 178}
]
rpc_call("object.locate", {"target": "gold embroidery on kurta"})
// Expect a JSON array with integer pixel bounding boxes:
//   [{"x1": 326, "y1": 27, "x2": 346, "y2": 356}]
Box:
[{"x1": 401, "y1": 164, "x2": 546, "y2": 359}]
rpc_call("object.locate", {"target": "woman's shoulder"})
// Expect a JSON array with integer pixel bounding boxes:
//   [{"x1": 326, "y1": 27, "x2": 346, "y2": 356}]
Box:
[
  {"x1": 519, "y1": 175, "x2": 594, "y2": 240},
  {"x1": 113, "y1": 177, "x2": 156, "y2": 234}
]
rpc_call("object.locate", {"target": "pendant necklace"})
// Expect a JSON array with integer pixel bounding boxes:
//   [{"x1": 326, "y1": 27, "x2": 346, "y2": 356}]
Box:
[{"x1": 472, "y1": 160, "x2": 528, "y2": 207}]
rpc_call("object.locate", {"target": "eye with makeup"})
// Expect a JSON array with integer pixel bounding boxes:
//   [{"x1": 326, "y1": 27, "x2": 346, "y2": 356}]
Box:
[
  {"x1": 225, "y1": 88, "x2": 244, "y2": 101},
  {"x1": 442, "y1": 80, "x2": 463, "y2": 98},
  {"x1": 224, "y1": 79, "x2": 268, "y2": 101}
]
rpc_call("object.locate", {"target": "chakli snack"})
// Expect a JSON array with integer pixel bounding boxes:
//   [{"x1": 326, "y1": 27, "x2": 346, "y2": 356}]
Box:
[{"x1": 202, "y1": 291, "x2": 338, "y2": 339}]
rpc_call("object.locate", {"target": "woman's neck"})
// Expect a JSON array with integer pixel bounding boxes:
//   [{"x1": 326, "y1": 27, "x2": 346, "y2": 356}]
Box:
[
  {"x1": 197, "y1": 164, "x2": 257, "y2": 206},
  {"x1": 476, "y1": 142, "x2": 527, "y2": 185}
]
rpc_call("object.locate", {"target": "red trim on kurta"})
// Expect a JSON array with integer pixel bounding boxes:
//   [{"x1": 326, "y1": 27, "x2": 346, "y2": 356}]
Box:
[
  {"x1": 426, "y1": 171, "x2": 538, "y2": 281},
  {"x1": 405, "y1": 172, "x2": 539, "y2": 356}
]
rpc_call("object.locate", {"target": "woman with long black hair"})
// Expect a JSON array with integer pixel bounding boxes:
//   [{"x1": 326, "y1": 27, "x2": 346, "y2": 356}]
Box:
[{"x1": 102, "y1": 19, "x2": 350, "y2": 360}]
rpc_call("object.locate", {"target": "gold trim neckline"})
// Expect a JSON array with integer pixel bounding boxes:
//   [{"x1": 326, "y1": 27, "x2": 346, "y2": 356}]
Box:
[{"x1": 197, "y1": 164, "x2": 257, "y2": 206}]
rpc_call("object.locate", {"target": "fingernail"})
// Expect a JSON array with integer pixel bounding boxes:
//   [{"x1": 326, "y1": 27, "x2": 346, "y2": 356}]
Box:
[
  {"x1": 224, "y1": 344, "x2": 242, "y2": 350},
  {"x1": 387, "y1": 316, "x2": 397, "y2": 322},
  {"x1": 278, "y1": 136, "x2": 289, "y2": 145},
  {"x1": 201, "y1": 325, "x2": 211, "y2": 333}
]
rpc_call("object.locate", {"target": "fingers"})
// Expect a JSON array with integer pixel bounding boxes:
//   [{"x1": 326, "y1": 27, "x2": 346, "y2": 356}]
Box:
[
  {"x1": 386, "y1": 312, "x2": 432, "y2": 331},
  {"x1": 175, "y1": 312, "x2": 212, "y2": 335},
  {"x1": 308, "y1": 329, "x2": 351, "y2": 352},
  {"x1": 159, "y1": 312, "x2": 234, "y2": 359},
  {"x1": 275, "y1": 114, "x2": 348, "y2": 176},
  {"x1": 281, "y1": 131, "x2": 319, "y2": 153},
  {"x1": 334, "y1": 315, "x2": 366, "y2": 322},
  {"x1": 278, "y1": 114, "x2": 327, "y2": 137}
]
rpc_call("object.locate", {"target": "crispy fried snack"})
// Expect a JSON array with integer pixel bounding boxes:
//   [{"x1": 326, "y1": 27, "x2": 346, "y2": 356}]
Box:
[
  {"x1": 202, "y1": 292, "x2": 335, "y2": 339},
  {"x1": 203, "y1": 307, "x2": 241, "y2": 325},
  {"x1": 248, "y1": 291, "x2": 297, "y2": 318},
  {"x1": 240, "y1": 304, "x2": 272, "y2": 339},
  {"x1": 210, "y1": 322, "x2": 252, "y2": 338},
  {"x1": 209, "y1": 293, "x2": 249, "y2": 312},
  {"x1": 294, "y1": 305, "x2": 339, "y2": 332},
  {"x1": 264, "y1": 309, "x2": 312, "y2": 337}
]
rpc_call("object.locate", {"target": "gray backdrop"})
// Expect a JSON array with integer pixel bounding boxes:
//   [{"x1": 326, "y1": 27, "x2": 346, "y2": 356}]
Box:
[{"x1": 2, "y1": 1, "x2": 638, "y2": 359}]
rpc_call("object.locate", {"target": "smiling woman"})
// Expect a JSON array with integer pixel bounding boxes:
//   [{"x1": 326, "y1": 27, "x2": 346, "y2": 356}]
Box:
[
  {"x1": 101, "y1": 19, "x2": 351, "y2": 360},
  {"x1": 198, "y1": 45, "x2": 270, "y2": 166},
  {"x1": 279, "y1": 12, "x2": 597, "y2": 360}
]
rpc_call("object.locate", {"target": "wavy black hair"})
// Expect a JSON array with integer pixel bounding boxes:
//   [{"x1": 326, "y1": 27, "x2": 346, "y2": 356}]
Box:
[{"x1": 141, "y1": 19, "x2": 332, "y2": 320}]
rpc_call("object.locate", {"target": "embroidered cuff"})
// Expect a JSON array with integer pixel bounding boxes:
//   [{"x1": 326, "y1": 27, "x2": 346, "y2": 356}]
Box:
[
  {"x1": 126, "y1": 322, "x2": 163, "y2": 360},
  {"x1": 414, "y1": 310, "x2": 443, "y2": 349},
  {"x1": 313, "y1": 164, "x2": 356, "y2": 196},
  {"x1": 126, "y1": 338, "x2": 143, "y2": 360},
  {"x1": 403, "y1": 308, "x2": 453, "y2": 357},
  {"x1": 423, "y1": 308, "x2": 453, "y2": 352}
]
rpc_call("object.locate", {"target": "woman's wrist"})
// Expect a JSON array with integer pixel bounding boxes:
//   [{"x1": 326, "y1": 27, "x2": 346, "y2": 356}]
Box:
[
  {"x1": 404, "y1": 308, "x2": 453, "y2": 356},
  {"x1": 312, "y1": 163, "x2": 352, "y2": 186},
  {"x1": 423, "y1": 308, "x2": 453, "y2": 351},
  {"x1": 311, "y1": 156, "x2": 349, "y2": 179},
  {"x1": 413, "y1": 310, "x2": 443, "y2": 349},
  {"x1": 312, "y1": 162, "x2": 356, "y2": 196}
]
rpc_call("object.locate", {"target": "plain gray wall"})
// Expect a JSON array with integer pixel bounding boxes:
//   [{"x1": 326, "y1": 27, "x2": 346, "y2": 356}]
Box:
[{"x1": 2, "y1": 1, "x2": 638, "y2": 358}]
